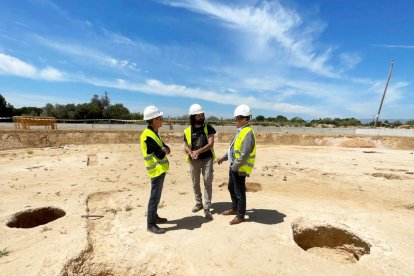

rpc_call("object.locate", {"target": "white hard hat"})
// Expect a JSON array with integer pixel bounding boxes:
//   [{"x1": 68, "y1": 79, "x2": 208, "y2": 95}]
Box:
[
  {"x1": 234, "y1": 104, "x2": 252, "y2": 117},
  {"x1": 188, "y1": 104, "x2": 204, "y2": 115},
  {"x1": 143, "y1": 106, "x2": 163, "y2": 120}
]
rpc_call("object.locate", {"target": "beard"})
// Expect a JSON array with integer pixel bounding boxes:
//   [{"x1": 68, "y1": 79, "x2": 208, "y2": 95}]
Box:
[{"x1": 196, "y1": 118, "x2": 205, "y2": 125}]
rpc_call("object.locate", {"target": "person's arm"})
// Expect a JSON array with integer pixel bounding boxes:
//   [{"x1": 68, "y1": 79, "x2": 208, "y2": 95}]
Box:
[
  {"x1": 146, "y1": 137, "x2": 168, "y2": 159},
  {"x1": 193, "y1": 135, "x2": 214, "y2": 156},
  {"x1": 162, "y1": 142, "x2": 170, "y2": 155},
  {"x1": 192, "y1": 125, "x2": 216, "y2": 157},
  {"x1": 231, "y1": 131, "x2": 255, "y2": 171},
  {"x1": 183, "y1": 135, "x2": 196, "y2": 159},
  {"x1": 183, "y1": 135, "x2": 191, "y2": 154},
  {"x1": 217, "y1": 152, "x2": 228, "y2": 165}
]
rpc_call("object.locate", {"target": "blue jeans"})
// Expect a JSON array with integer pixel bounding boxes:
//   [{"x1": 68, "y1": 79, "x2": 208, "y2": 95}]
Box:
[
  {"x1": 147, "y1": 172, "x2": 165, "y2": 226},
  {"x1": 228, "y1": 169, "x2": 246, "y2": 218}
]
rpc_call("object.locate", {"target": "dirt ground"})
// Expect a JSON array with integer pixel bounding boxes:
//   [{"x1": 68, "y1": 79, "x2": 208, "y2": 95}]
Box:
[{"x1": 0, "y1": 130, "x2": 414, "y2": 275}]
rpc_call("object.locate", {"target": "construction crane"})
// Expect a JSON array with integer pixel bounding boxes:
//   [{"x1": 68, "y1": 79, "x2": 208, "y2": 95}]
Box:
[{"x1": 374, "y1": 60, "x2": 394, "y2": 128}]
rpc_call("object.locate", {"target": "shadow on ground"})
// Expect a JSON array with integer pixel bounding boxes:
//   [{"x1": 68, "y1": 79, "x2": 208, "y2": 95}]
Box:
[
  {"x1": 246, "y1": 208, "x2": 286, "y2": 225},
  {"x1": 210, "y1": 202, "x2": 232, "y2": 214},
  {"x1": 211, "y1": 202, "x2": 286, "y2": 225},
  {"x1": 163, "y1": 216, "x2": 208, "y2": 231}
]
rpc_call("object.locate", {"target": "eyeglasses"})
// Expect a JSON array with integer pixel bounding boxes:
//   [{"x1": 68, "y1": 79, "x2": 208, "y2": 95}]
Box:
[
  {"x1": 234, "y1": 116, "x2": 243, "y2": 121},
  {"x1": 155, "y1": 116, "x2": 164, "y2": 121}
]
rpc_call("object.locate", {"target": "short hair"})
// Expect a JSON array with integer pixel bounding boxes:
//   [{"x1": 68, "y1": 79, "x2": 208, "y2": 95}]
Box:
[{"x1": 146, "y1": 119, "x2": 154, "y2": 126}]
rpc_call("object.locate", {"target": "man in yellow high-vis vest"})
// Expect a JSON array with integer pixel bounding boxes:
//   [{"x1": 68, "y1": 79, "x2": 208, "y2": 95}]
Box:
[
  {"x1": 218, "y1": 104, "x2": 256, "y2": 225},
  {"x1": 140, "y1": 106, "x2": 170, "y2": 234},
  {"x1": 183, "y1": 104, "x2": 216, "y2": 219}
]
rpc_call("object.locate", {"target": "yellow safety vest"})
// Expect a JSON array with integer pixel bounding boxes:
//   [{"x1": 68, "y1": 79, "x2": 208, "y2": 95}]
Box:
[
  {"x1": 184, "y1": 125, "x2": 216, "y2": 163},
  {"x1": 234, "y1": 126, "x2": 256, "y2": 176},
  {"x1": 140, "y1": 128, "x2": 169, "y2": 178}
]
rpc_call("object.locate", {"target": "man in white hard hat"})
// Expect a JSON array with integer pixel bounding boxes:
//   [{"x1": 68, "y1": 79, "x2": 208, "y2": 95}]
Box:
[
  {"x1": 218, "y1": 104, "x2": 256, "y2": 225},
  {"x1": 183, "y1": 104, "x2": 216, "y2": 219},
  {"x1": 140, "y1": 106, "x2": 170, "y2": 234}
]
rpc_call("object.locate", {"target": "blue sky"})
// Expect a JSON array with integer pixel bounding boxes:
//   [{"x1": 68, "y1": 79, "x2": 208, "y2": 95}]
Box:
[{"x1": 1, "y1": 0, "x2": 413, "y2": 119}]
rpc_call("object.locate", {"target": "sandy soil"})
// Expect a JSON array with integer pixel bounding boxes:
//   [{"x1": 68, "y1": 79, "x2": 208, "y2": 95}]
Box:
[{"x1": 1, "y1": 130, "x2": 414, "y2": 275}]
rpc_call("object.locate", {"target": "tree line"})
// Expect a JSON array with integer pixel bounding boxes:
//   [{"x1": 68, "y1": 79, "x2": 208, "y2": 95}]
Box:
[
  {"x1": 1, "y1": 92, "x2": 413, "y2": 127},
  {"x1": 0, "y1": 92, "x2": 143, "y2": 120}
]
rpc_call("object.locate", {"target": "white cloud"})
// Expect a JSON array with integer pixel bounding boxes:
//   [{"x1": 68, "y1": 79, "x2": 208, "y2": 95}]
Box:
[
  {"x1": 0, "y1": 53, "x2": 64, "y2": 81},
  {"x1": 383, "y1": 81, "x2": 409, "y2": 104},
  {"x1": 79, "y1": 76, "x2": 318, "y2": 115},
  {"x1": 0, "y1": 53, "x2": 37, "y2": 77},
  {"x1": 165, "y1": 0, "x2": 339, "y2": 77},
  {"x1": 35, "y1": 35, "x2": 134, "y2": 70},
  {"x1": 339, "y1": 52, "x2": 362, "y2": 71},
  {"x1": 39, "y1": 66, "x2": 64, "y2": 81},
  {"x1": 373, "y1": 44, "x2": 414, "y2": 49}
]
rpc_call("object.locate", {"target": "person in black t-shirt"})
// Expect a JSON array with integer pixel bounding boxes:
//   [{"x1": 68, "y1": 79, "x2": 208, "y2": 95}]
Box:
[{"x1": 183, "y1": 104, "x2": 216, "y2": 219}]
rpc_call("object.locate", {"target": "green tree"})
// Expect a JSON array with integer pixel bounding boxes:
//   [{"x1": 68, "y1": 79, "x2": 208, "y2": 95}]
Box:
[
  {"x1": 74, "y1": 103, "x2": 90, "y2": 119},
  {"x1": 275, "y1": 115, "x2": 288, "y2": 122},
  {"x1": 290, "y1": 116, "x2": 306, "y2": 126},
  {"x1": 86, "y1": 102, "x2": 102, "y2": 119},
  {"x1": 255, "y1": 115, "x2": 265, "y2": 121},
  {"x1": 392, "y1": 120, "x2": 402, "y2": 127},
  {"x1": 207, "y1": 115, "x2": 220, "y2": 121},
  {"x1": 65, "y1": 104, "x2": 76, "y2": 119},
  {"x1": 13, "y1": 106, "x2": 42, "y2": 116},
  {"x1": 129, "y1": 112, "x2": 144, "y2": 120},
  {"x1": 42, "y1": 103, "x2": 55, "y2": 117},
  {"x1": 104, "y1": 103, "x2": 130, "y2": 119},
  {"x1": 0, "y1": 94, "x2": 14, "y2": 117}
]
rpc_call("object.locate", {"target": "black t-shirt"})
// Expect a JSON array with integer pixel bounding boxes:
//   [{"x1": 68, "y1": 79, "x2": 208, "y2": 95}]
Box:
[{"x1": 184, "y1": 124, "x2": 216, "y2": 160}]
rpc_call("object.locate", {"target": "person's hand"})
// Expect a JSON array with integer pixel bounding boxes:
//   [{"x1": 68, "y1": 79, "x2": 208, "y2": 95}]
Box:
[
  {"x1": 189, "y1": 151, "x2": 197, "y2": 159},
  {"x1": 162, "y1": 147, "x2": 170, "y2": 155},
  {"x1": 217, "y1": 157, "x2": 225, "y2": 165}
]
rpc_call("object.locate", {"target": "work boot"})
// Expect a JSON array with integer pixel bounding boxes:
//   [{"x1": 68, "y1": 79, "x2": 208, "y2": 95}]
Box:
[
  {"x1": 147, "y1": 224, "x2": 166, "y2": 234},
  {"x1": 204, "y1": 209, "x2": 213, "y2": 220},
  {"x1": 192, "y1": 204, "x2": 203, "y2": 213}
]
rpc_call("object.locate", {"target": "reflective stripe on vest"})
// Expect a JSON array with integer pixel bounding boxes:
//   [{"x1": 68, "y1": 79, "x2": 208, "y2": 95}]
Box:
[
  {"x1": 184, "y1": 125, "x2": 216, "y2": 162},
  {"x1": 234, "y1": 126, "x2": 256, "y2": 175},
  {"x1": 140, "y1": 128, "x2": 169, "y2": 178}
]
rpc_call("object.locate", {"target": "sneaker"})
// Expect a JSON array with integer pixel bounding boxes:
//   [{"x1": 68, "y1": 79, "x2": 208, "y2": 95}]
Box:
[
  {"x1": 147, "y1": 224, "x2": 166, "y2": 234},
  {"x1": 192, "y1": 204, "x2": 203, "y2": 213},
  {"x1": 204, "y1": 209, "x2": 213, "y2": 220}
]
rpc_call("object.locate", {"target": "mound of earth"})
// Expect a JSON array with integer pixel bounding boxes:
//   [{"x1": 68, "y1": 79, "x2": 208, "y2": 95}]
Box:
[{"x1": 1, "y1": 129, "x2": 414, "y2": 151}]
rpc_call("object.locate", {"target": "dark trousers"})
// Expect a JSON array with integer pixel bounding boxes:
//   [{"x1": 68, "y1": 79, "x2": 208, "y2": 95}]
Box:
[
  {"x1": 228, "y1": 169, "x2": 246, "y2": 218},
  {"x1": 147, "y1": 172, "x2": 165, "y2": 226}
]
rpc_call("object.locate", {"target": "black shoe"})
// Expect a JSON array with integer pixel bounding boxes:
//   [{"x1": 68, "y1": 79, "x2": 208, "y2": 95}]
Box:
[
  {"x1": 147, "y1": 224, "x2": 166, "y2": 234},
  {"x1": 192, "y1": 204, "x2": 203, "y2": 213},
  {"x1": 204, "y1": 209, "x2": 213, "y2": 220},
  {"x1": 156, "y1": 216, "x2": 168, "y2": 224}
]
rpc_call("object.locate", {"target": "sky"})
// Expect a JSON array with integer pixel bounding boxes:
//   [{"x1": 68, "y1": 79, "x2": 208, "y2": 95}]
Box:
[{"x1": 0, "y1": 0, "x2": 413, "y2": 120}]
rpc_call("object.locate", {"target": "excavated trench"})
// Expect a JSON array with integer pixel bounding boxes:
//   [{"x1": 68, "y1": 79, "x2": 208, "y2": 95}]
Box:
[
  {"x1": 6, "y1": 207, "x2": 66, "y2": 228},
  {"x1": 292, "y1": 220, "x2": 371, "y2": 264}
]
